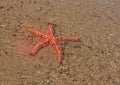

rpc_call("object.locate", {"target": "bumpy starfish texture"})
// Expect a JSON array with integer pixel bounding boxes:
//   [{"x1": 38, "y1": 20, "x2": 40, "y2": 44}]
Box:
[{"x1": 28, "y1": 23, "x2": 80, "y2": 64}]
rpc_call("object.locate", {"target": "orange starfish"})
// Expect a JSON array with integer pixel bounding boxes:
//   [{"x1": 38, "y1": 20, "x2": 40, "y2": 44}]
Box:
[{"x1": 28, "y1": 23, "x2": 80, "y2": 64}]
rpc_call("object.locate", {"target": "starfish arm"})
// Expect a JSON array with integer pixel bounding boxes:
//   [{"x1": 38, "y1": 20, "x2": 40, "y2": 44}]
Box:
[
  {"x1": 48, "y1": 23, "x2": 54, "y2": 37},
  {"x1": 51, "y1": 42, "x2": 62, "y2": 64},
  {"x1": 28, "y1": 28, "x2": 48, "y2": 39},
  {"x1": 30, "y1": 40, "x2": 49, "y2": 55},
  {"x1": 56, "y1": 37, "x2": 80, "y2": 41}
]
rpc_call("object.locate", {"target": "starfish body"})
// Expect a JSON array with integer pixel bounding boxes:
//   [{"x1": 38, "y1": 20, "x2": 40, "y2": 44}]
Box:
[{"x1": 28, "y1": 23, "x2": 80, "y2": 64}]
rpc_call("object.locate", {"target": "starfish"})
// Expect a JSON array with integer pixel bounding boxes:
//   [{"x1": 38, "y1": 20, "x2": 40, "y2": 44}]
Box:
[{"x1": 28, "y1": 23, "x2": 80, "y2": 64}]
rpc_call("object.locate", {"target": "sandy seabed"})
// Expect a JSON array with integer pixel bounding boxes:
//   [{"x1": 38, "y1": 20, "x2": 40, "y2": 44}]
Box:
[{"x1": 0, "y1": 0, "x2": 120, "y2": 85}]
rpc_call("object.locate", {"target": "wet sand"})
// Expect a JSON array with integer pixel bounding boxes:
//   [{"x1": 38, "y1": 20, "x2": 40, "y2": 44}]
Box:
[{"x1": 0, "y1": 0, "x2": 120, "y2": 85}]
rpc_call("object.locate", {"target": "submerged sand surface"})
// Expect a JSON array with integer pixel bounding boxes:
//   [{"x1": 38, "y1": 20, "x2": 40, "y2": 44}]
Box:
[{"x1": 0, "y1": 0, "x2": 120, "y2": 85}]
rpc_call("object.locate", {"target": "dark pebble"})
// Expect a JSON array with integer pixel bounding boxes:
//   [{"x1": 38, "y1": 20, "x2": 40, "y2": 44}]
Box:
[{"x1": 12, "y1": 33, "x2": 17, "y2": 37}]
